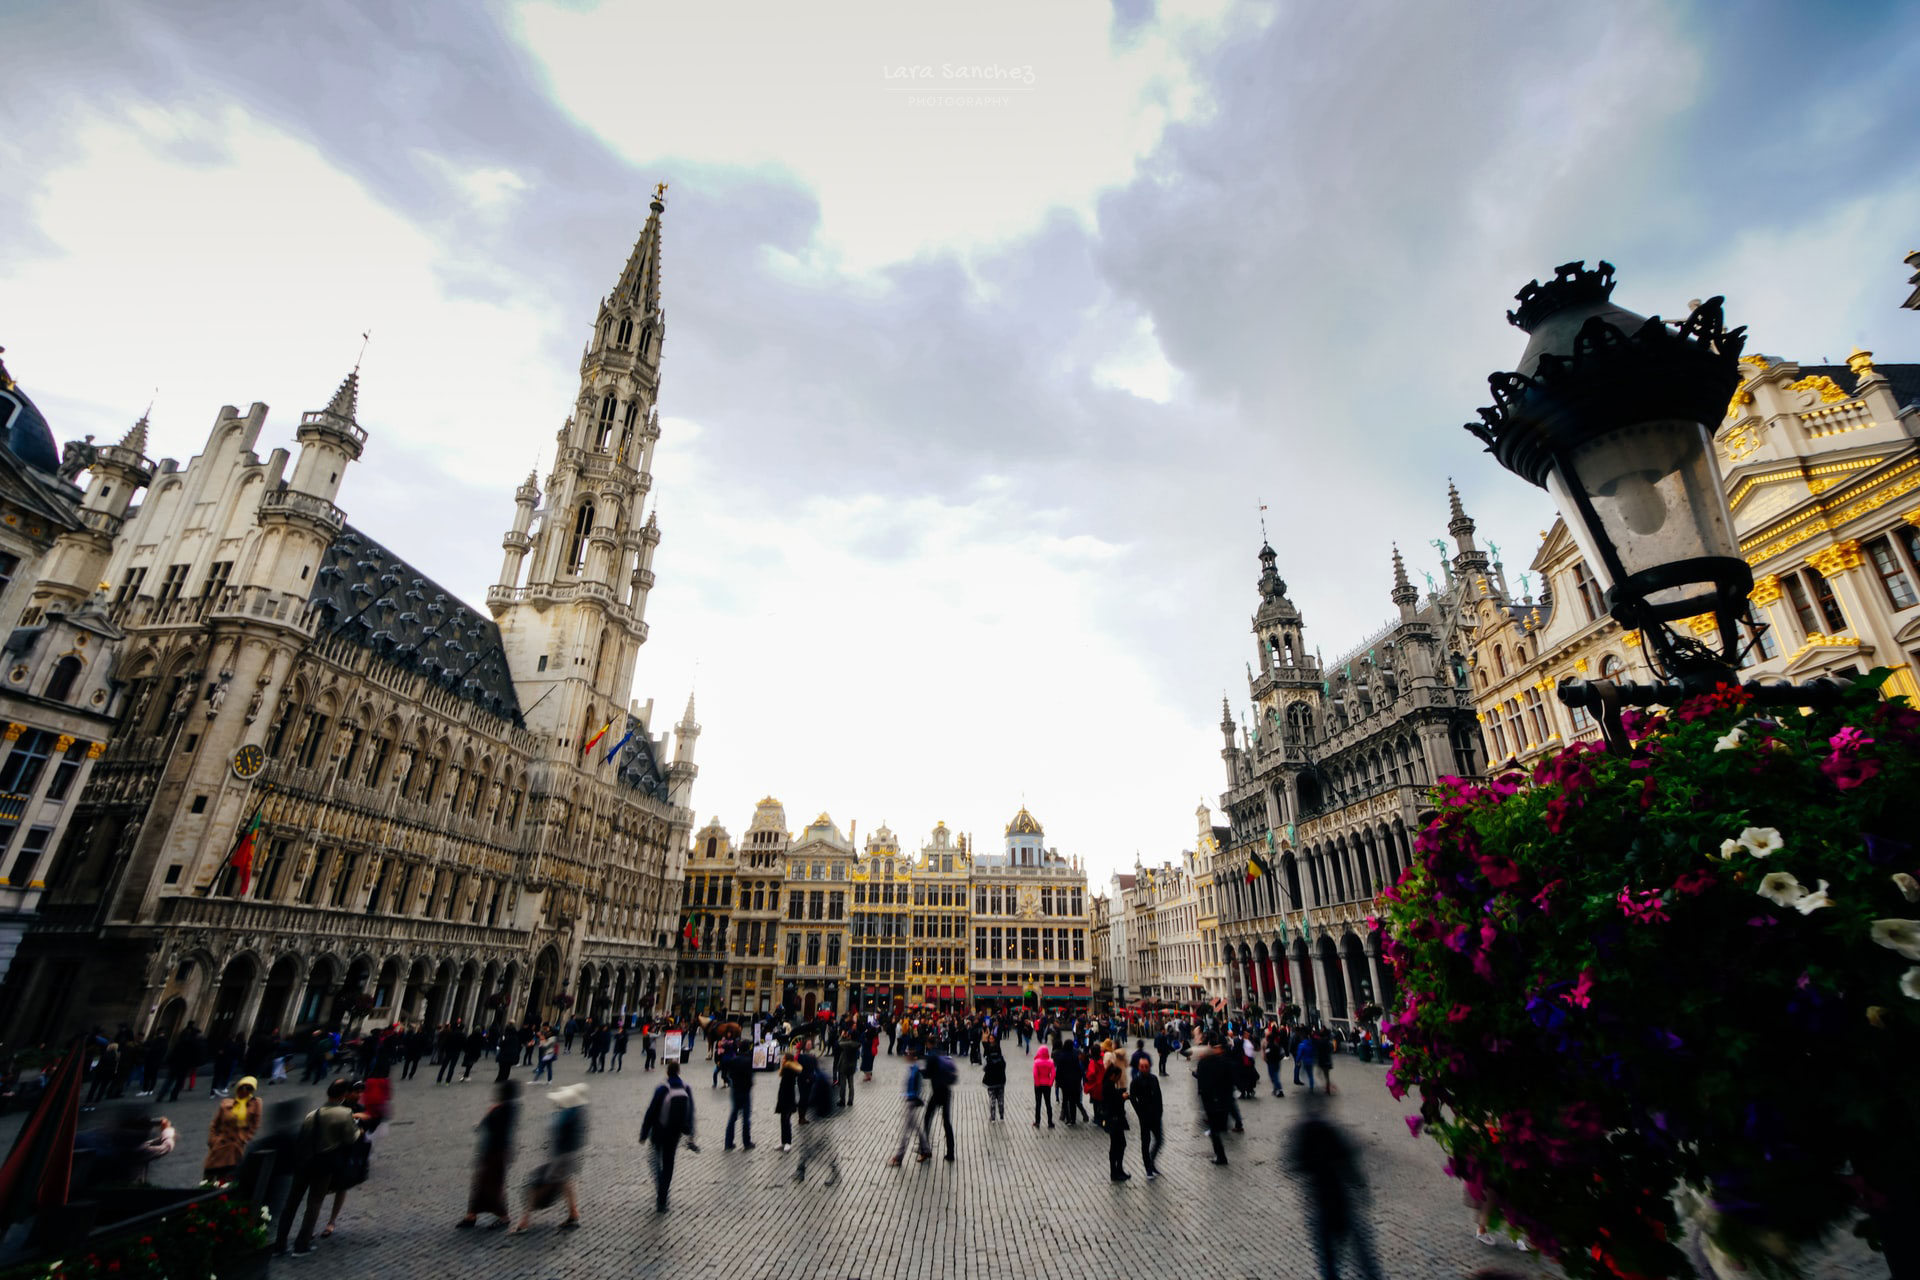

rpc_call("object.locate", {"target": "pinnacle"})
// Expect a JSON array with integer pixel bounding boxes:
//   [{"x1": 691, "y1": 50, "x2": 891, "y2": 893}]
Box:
[
  {"x1": 681, "y1": 689, "x2": 697, "y2": 724},
  {"x1": 324, "y1": 370, "x2": 360, "y2": 422},
  {"x1": 1447, "y1": 478, "x2": 1465, "y2": 522},
  {"x1": 120, "y1": 415, "x2": 150, "y2": 454}
]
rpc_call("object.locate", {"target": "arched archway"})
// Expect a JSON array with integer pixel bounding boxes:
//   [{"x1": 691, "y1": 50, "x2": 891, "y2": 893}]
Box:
[
  {"x1": 1368, "y1": 931, "x2": 1397, "y2": 1015},
  {"x1": 298, "y1": 956, "x2": 340, "y2": 1028},
  {"x1": 1252, "y1": 940, "x2": 1275, "y2": 1007},
  {"x1": 452, "y1": 959, "x2": 479, "y2": 1027},
  {"x1": 1317, "y1": 935, "x2": 1348, "y2": 1021},
  {"x1": 1341, "y1": 933, "x2": 1371, "y2": 1017},
  {"x1": 206, "y1": 953, "x2": 259, "y2": 1048},
  {"x1": 527, "y1": 947, "x2": 560, "y2": 1024},
  {"x1": 256, "y1": 955, "x2": 302, "y2": 1037},
  {"x1": 1292, "y1": 939, "x2": 1316, "y2": 1017}
]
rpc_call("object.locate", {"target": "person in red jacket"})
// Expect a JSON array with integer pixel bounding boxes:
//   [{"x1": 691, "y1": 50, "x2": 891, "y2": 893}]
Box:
[{"x1": 1031, "y1": 1044, "x2": 1055, "y2": 1129}]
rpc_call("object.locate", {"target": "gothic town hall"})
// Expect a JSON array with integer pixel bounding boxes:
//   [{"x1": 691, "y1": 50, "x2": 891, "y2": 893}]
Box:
[{"x1": 0, "y1": 190, "x2": 699, "y2": 1047}]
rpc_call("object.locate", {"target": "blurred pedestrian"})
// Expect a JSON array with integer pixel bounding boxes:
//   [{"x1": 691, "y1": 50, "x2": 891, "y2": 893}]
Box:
[
  {"x1": 457, "y1": 1079, "x2": 518, "y2": 1230},
  {"x1": 639, "y1": 1062, "x2": 696, "y2": 1212},
  {"x1": 511, "y1": 1082, "x2": 587, "y2": 1233},
  {"x1": 1286, "y1": 1093, "x2": 1382, "y2": 1279}
]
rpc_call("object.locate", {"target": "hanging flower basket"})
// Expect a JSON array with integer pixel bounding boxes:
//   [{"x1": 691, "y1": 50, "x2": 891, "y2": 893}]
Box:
[{"x1": 1380, "y1": 673, "x2": 1920, "y2": 1279}]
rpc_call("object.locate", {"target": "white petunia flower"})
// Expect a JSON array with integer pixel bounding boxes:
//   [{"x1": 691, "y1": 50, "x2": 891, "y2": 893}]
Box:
[
  {"x1": 1718, "y1": 839, "x2": 1741, "y2": 861},
  {"x1": 1739, "y1": 827, "x2": 1785, "y2": 858},
  {"x1": 1757, "y1": 872, "x2": 1806, "y2": 907},
  {"x1": 1870, "y1": 919, "x2": 1920, "y2": 961},
  {"x1": 1714, "y1": 728, "x2": 1746, "y2": 752},
  {"x1": 1793, "y1": 879, "x2": 1834, "y2": 914},
  {"x1": 1903, "y1": 968, "x2": 1920, "y2": 1001},
  {"x1": 1894, "y1": 873, "x2": 1920, "y2": 904}
]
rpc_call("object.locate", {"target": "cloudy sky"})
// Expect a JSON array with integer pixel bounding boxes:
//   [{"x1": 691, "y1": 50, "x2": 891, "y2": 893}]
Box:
[{"x1": 5, "y1": 0, "x2": 1917, "y2": 881}]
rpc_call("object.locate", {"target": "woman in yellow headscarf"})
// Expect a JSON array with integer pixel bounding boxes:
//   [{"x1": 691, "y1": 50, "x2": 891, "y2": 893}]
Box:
[{"x1": 204, "y1": 1075, "x2": 262, "y2": 1182}]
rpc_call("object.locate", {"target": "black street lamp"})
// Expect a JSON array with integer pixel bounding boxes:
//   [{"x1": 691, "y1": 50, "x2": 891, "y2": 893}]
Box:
[{"x1": 1465, "y1": 261, "x2": 1844, "y2": 749}]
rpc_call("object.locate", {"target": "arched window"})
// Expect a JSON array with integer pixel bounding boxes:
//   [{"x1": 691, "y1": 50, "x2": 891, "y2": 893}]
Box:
[
  {"x1": 44, "y1": 656, "x2": 82, "y2": 703},
  {"x1": 596, "y1": 395, "x2": 617, "y2": 451},
  {"x1": 616, "y1": 316, "x2": 634, "y2": 346},
  {"x1": 1493, "y1": 645, "x2": 1507, "y2": 677},
  {"x1": 567, "y1": 503, "x2": 596, "y2": 574},
  {"x1": 1600, "y1": 654, "x2": 1623, "y2": 679}
]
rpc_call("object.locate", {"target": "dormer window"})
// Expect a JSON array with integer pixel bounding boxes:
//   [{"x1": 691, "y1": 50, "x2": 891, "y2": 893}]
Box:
[{"x1": 44, "y1": 655, "x2": 82, "y2": 703}]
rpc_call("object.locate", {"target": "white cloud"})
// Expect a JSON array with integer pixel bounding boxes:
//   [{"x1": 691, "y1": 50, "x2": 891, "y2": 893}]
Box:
[
  {"x1": 512, "y1": 0, "x2": 1228, "y2": 268},
  {"x1": 7, "y1": 105, "x2": 575, "y2": 494},
  {"x1": 641, "y1": 420, "x2": 1214, "y2": 875}
]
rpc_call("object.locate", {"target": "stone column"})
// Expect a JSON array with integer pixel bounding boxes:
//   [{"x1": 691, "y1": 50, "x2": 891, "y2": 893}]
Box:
[{"x1": 1308, "y1": 947, "x2": 1336, "y2": 1025}]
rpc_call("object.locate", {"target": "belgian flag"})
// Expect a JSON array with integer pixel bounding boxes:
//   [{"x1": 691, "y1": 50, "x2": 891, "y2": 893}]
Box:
[{"x1": 1245, "y1": 849, "x2": 1272, "y2": 886}]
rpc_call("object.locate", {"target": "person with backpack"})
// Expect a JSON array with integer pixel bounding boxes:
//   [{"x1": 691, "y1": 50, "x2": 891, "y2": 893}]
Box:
[
  {"x1": 1313, "y1": 1026, "x2": 1336, "y2": 1095},
  {"x1": 511, "y1": 1082, "x2": 588, "y2": 1233},
  {"x1": 1129, "y1": 1056, "x2": 1164, "y2": 1181},
  {"x1": 1265, "y1": 1027, "x2": 1289, "y2": 1098},
  {"x1": 980, "y1": 1032, "x2": 1007, "y2": 1122},
  {"x1": 886, "y1": 1045, "x2": 930, "y2": 1166},
  {"x1": 919, "y1": 1047, "x2": 957, "y2": 1163},
  {"x1": 1031, "y1": 1043, "x2": 1055, "y2": 1128},
  {"x1": 639, "y1": 1064, "x2": 697, "y2": 1213},
  {"x1": 1055, "y1": 1039, "x2": 1084, "y2": 1127},
  {"x1": 272, "y1": 1078, "x2": 360, "y2": 1256}
]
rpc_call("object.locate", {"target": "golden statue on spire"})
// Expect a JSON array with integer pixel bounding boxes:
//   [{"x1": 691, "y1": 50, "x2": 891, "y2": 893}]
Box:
[{"x1": 653, "y1": 181, "x2": 669, "y2": 202}]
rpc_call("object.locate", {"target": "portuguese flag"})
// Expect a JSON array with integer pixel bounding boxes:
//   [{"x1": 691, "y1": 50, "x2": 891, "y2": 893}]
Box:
[
  {"x1": 682, "y1": 913, "x2": 700, "y2": 950},
  {"x1": 226, "y1": 801, "x2": 264, "y2": 895}
]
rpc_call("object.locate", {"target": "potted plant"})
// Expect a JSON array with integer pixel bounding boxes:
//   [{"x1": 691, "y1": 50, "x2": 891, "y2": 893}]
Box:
[{"x1": 1381, "y1": 675, "x2": 1920, "y2": 1278}]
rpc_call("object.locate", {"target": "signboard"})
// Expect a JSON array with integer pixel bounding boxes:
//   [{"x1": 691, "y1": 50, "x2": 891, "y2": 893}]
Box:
[
  {"x1": 662, "y1": 1031, "x2": 684, "y2": 1061},
  {"x1": 752, "y1": 1041, "x2": 770, "y2": 1070}
]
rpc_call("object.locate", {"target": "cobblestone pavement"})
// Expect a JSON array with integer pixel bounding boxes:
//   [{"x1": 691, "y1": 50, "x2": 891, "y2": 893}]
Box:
[{"x1": 12, "y1": 1043, "x2": 1891, "y2": 1279}]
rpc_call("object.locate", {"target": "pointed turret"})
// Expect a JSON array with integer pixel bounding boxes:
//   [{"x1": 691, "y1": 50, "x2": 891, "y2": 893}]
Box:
[
  {"x1": 1446, "y1": 480, "x2": 1489, "y2": 591},
  {"x1": 288, "y1": 368, "x2": 367, "y2": 505},
  {"x1": 668, "y1": 686, "x2": 700, "y2": 808},
  {"x1": 121, "y1": 414, "x2": 150, "y2": 455},
  {"x1": 322, "y1": 370, "x2": 359, "y2": 424},
  {"x1": 1391, "y1": 543, "x2": 1418, "y2": 619}
]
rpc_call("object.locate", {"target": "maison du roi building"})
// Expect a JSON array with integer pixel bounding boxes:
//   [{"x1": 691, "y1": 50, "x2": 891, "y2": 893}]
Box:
[
  {"x1": 0, "y1": 189, "x2": 706, "y2": 1047},
  {"x1": 1193, "y1": 299, "x2": 1917, "y2": 1030}
]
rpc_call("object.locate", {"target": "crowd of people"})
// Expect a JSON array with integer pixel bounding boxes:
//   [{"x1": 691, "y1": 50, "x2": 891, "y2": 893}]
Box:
[{"x1": 30, "y1": 1002, "x2": 1419, "y2": 1271}]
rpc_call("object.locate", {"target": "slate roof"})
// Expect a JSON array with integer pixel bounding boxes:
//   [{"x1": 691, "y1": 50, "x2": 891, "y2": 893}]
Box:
[
  {"x1": 309, "y1": 525, "x2": 523, "y2": 726},
  {"x1": 1794, "y1": 362, "x2": 1920, "y2": 414}
]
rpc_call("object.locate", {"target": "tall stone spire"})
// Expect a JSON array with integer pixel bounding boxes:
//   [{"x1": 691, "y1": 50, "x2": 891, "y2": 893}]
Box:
[
  {"x1": 121, "y1": 413, "x2": 150, "y2": 454},
  {"x1": 1391, "y1": 543, "x2": 1418, "y2": 619},
  {"x1": 492, "y1": 186, "x2": 673, "y2": 751}
]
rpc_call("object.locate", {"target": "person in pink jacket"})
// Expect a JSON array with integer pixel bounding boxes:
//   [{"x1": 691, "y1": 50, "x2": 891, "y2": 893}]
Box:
[{"x1": 1031, "y1": 1044, "x2": 1055, "y2": 1129}]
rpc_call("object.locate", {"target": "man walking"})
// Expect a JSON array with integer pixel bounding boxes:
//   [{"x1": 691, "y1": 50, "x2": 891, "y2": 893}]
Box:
[
  {"x1": 886, "y1": 1046, "x2": 929, "y2": 1166},
  {"x1": 920, "y1": 1047, "x2": 956, "y2": 1163},
  {"x1": 833, "y1": 1032, "x2": 858, "y2": 1109},
  {"x1": 272, "y1": 1078, "x2": 359, "y2": 1256},
  {"x1": 1129, "y1": 1058, "x2": 1164, "y2": 1181},
  {"x1": 722, "y1": 1039, "x2": 755, "y2": 1151},
  {"x1": 1196, "y1": 1035, "x2": 1235, "y2": 1166},
  {"x1": 639, "y1": 1061, "x2": 698, "y2": 1212}
]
